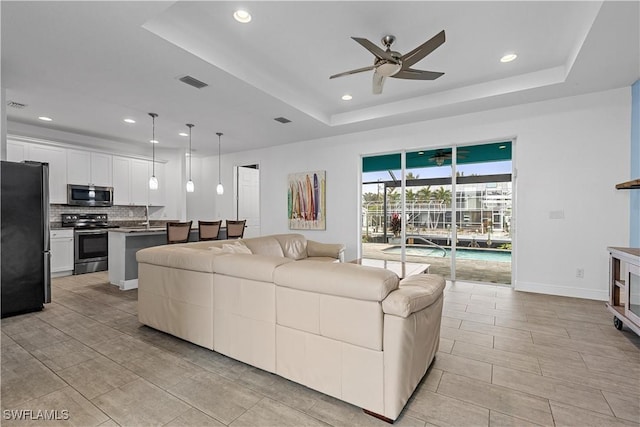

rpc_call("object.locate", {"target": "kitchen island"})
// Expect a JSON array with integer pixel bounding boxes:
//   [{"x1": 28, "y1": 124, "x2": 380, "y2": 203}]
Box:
[{"x1": 108, "y1": 227, "x2": 227, "y2": 290}]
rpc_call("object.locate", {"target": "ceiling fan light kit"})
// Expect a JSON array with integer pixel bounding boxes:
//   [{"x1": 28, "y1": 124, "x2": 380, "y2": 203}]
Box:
[{"x1": 330, "y1": 30, "x2": 446, "y2": 95}]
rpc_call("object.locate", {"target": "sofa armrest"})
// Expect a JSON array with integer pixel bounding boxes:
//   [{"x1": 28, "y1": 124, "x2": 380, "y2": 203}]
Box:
[
  {"x1": 307, "y1": 240, "x2": 345, "y2": 262},
  {"x1": 382, "y1": 274, "x2": 445, "y2": 318}
]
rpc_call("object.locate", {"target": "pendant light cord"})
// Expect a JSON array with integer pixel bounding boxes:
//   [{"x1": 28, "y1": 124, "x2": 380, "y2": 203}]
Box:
[
  {"x1": 187, "y1": 124, "x2": 194, "y2": 180},
  {"x1": 217, "y1": 132, "x2": 223, "y2": 185}
]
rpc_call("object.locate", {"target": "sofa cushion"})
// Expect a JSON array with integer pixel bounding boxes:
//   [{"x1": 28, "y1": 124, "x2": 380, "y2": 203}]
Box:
[
  {"x1": 222, "y1": 241, "x2": 252, "y2": 254},
  {"x1": 136, "y1": 246, "x2": 218, "y2": 273},
  {"x1": 213, "y1": 253, "x2": 293, "y2": 282},
  {"x1": 307, "y1": 240, "x2": 345, "y2": 259},
  {"x1": 242, "y1": 236, "x2": 285, "y2": 257},
  {"x1": 274, "y1": 261, "x2": 398, "y2": 302},
  {"x1": 382, "y1": 274, "x2": 445, "y2": 318},
  {"x1": 273, "y1": 234, "x2": 308, "y2": 260}
]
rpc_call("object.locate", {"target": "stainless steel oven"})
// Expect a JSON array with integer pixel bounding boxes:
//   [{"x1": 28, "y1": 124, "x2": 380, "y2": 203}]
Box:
[
  {"x1": 62, "y1": 214, "x2": 118, "y2": 275},
  {"x1": 74, "y1": 229, "x2": 108, "y2": 274}
]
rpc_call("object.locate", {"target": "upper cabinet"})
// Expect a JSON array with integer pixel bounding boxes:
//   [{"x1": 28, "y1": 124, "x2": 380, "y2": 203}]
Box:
[
  {"x1": 112, "y1": 157, "x2": 165, "y2": 206},
  {"x1": 26, "y1": 144, "x2": 67, "y2": 204},
  {"x1": 67, "y1": 150, "x2": 112, "y2": 187},
  {"x1": 6, "y1": 140, "x2": 27, "y2": 162}
]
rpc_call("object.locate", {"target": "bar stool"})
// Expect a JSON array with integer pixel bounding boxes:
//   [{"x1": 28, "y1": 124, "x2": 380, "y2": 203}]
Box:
[
  {"x1": 166, "y1": 221, "x2": 192, "y2": 244},
  {"x1": 198, "y1": 220, "x2": 222, "y2": 241},
  {"x1": 225, "y1": 219, "x2": 246, "y2": 239}
]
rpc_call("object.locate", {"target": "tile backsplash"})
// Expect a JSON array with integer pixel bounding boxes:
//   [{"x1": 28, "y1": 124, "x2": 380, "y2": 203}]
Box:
[{"x1": 50, "y1": 204, "x2": 146, "y2": 224}]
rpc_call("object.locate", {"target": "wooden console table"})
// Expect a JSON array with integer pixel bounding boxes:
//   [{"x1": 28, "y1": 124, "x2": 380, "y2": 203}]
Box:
[{"x1": 350, "y1": 258, "x2": 430, "y2": 279}]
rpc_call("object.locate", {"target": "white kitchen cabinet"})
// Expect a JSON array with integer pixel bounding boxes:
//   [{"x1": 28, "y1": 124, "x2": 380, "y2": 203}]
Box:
[
  {"x1": 27, "y1": 145, "x2": 67, "y2": 204},
  {"x1": 6, "y1": 140, "x2": 27, "y2": 162},
  {"x1": 50, "y1": 229, "x2": 74, "y2": 277},
  {"x1": 131, "y1": 159, "x2": 150, "y2": 205},
  {"x1": 112, "y1": 156, "x2": 132, "y2": 205},
  {"x1": 67, "y1": 150, "x2": 112, "y2": 186},
  {"x1": 112, "y1": 157, "x2": 165, "y2": 206}
]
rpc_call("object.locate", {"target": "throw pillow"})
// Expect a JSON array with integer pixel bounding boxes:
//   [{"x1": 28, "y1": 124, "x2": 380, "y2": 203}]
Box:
[{"x1": 222, "y1": 241, "x2": 252, "y2": 254}]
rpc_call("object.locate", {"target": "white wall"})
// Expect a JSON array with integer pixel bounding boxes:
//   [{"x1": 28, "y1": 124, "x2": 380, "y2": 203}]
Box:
[{"x1": 192, "y1": 87, "x2": 631, "y2": 300}]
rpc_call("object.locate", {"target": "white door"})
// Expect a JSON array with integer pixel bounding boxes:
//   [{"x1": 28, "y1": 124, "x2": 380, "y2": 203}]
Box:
[{"x1": 236, "y1": 165, "x2": 260, "y2": 238}]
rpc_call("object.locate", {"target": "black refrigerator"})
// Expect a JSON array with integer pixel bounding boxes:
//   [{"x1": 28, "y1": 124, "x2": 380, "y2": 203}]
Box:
[{"x1": 1, "y1": 161, "x2": 51, "y2": 317}]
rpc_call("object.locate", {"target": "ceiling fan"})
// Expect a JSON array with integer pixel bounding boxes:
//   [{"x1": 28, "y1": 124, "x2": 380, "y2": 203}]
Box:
[
  {"x1": 330, "y1": 30, "x2": 446, "y2": 95},
  {"x1": 428, "y1": 149, "x2": 468, "y2": 166}
]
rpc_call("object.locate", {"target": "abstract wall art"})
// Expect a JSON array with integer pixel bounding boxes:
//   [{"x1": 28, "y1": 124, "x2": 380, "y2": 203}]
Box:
[{"x1": 288, "y1": 171, "x2": 326, "y2": 230}]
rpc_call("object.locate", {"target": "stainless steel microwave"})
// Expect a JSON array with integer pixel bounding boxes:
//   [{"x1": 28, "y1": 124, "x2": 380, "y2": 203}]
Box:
[{"x1": 67, "y1": 184, "x2": 113, "y2": 206}]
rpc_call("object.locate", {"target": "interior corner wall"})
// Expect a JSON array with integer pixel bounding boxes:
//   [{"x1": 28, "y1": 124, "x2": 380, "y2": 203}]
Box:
[
  {"x1": 630, "y1": 80, "x2": 640, "y2": 247},
  {"x1": 1, "y1": 88, "x2": 6, "y2": 160},
  {"x1": 190, "y1": 87, "x2": 631, "y2": 301}
]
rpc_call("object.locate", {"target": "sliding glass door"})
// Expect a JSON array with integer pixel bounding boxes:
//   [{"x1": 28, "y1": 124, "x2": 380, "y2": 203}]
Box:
[{"x1": 361, "y1": 141, "x2": 513, "y2": 284}]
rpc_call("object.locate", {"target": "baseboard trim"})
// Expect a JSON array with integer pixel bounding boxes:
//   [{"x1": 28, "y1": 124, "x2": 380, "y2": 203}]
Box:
[{"x1": 514, "y1": 281, "x2": 607, "y2": 301}]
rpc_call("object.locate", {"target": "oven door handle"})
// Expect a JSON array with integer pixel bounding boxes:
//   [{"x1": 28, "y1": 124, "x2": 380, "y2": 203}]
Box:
[{"x1": 75, "y1": 230, "x2": 108, "y2": 235}]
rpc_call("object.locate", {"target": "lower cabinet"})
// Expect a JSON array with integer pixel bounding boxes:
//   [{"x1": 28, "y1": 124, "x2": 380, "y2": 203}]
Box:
[{"x1": 51, "y1": 229, "x2": 74, "y2": 277}]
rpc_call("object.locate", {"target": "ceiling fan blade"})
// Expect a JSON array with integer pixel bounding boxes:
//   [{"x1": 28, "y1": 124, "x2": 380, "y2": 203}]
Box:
[
  {"x1": 329, "y1": 65, "x2": 376, "y2": 79},
  {"x1": 393, "y1": 68, "x2": 444, "y2": 80},
  {"x1": 400, "y1": 30, "x2": 445, "y2": 69},
  {"x1": 352, "y1": 37, "x2": 396, "y2": 62},
  {"x1": 372, "y1": 71, "x2": 385, "y2": 95}
]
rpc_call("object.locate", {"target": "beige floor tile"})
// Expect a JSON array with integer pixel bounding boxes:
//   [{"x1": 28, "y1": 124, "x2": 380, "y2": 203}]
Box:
[
  {"x1": 1, "y1": 314, "x2": 51, "y2": 337},
  {"x1": 431, "y1": 352, "x2": 492, "y2": 383},
  {"x1": 460, "y1": 320, "x2": 532, "y2": 341},
  {"x1": 92, "y1": 378, "x2": 191, "y2": 426},
  {"x1": 168, "y1": 371, "x2": 263, "y2": 424},
  {"x1": 443, "y1": 309, "x2": 495, "y2": 325},
  {"x1": 420, "y1": 367, "x2": 443, "y2": 392},
  {"x1": 437, "y1": 372, "x2": 553, "y2": 426},
  {"x1": 440, "y1": 326, "x2": 495, "y2": 348},
  {"x1": 493, "y1": 336, "x2": 585, "y2": 363},
  {"x1": 489, "y1": 411, "x2": 544, "y2": 427},
  {"x1": 406, "y1": 389, "x2": 489, "y2": 427},
  {"x1": 122, "y1": 351, "x2": 203, "y2": 389},
  {"x1": 305, "y1": 393, "x2": 402, "y2": 427},
  {"x1": 549, "y1": 401, "x2": 640, "y2": 427},
  {"x1": 532, "y1": 332, "x2": 629, "y2": 360},
  {"x1": 602, "y1": 390, "x2": 640, "y2": 423},
  {"x1": 60, "y1": 322, "x2": 124, "y2": 347},
  {"x1": 540, "y1": 359, "x2": 640, "y2": 397},
  {"x1": 2, "y1": 386, "x2": 108, "y2": 427},
  {"x1": 1, "y1": 357, "x2": 68, "y2": 408},
  {"x1": 10, "y1": 325, "x2": 73, "y2": 352},
  {"x1": 255, "y1": 376, "x2": 321, "y2": 412},
  {"x1": 580, "y1": 353, "x2": 640, "y2": 379},
  {"x1": 494, "y1": 317, "x2": 569, "y2": 337},
  {"x1": 435, "y1": 338, "x2": 452, "y2": 355},
  {"x1": 467, "y1": 305, "x2": 528, "y2": 322},
  {"x1": 230, "y1": 397, "x2": 327, "y2": 427},
  {"x1": 30, "y1": 339, "x2": 100, "y2": 371},
  {"x1": 492, "y1": 366, "x2": 613, "y2": 416},
  {"x1": 89, "y1": 334, "x2": 159, "y2": 364},
  {"x1": 96, "y1": 420, "x2": 118, "y2": 426},
  {"x1": 443, "y1": 301, "x2": 467, "y2": 312},
  {"x1": 56, "y1": 355, "x2": 140, "y2": 400},
  {"x1": 452, "y1": 341, "x2": 541, "y2": 374},
  {"x1": 165, "y1": 408, "x2": 226, "y2": 426},
  {"x1": 440, "y1": 316, "x2": 462, "y2": 329}
]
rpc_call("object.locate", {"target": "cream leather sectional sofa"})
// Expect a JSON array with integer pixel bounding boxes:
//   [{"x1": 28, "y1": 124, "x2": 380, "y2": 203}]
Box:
[{"x1": 136, "y1": 233, "x2": 445, "y2": 421}]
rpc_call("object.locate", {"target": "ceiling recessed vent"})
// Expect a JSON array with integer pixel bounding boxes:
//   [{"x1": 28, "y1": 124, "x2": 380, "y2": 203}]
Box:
[
  {"x1": 178, "y1": 75, "x2": 208, "y2": 89},
  {"x1": 7, "y1": 101, "x2": 27, "y2": 109},
  {"x1": 274, "y1": 117, "x2": 292, "y2": 124}
]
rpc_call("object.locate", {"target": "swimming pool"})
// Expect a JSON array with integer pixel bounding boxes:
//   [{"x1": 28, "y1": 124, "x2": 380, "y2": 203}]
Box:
[{"x1": 383, "y1": 246, "x2": 512, "y2": 262}]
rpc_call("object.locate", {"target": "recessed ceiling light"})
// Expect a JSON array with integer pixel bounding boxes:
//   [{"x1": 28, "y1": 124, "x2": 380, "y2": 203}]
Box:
[
  {"x1": 341, "y1": 94, "x2": 353, "y2": 101},
  {"x1": 150, "y1": 139, "x2": 159, "y2": 144},
  {"x1": 233, "y1": 9, "x2": 252, "y2": 23},
  {"x1": 179, "y1": 132, "x2": 189, "y2": 137},
  {"x1": 500, "y1": 53, "x2": 517, "y2": 63},
  {"x1": 499, "y1": 145, "x2": 507, "y2": 149},
  {"x1": 38, "y1": 116, "x2": 52, "y2": 121},
  {"x1": 185, "y1": 153, "x2": 191, "y2": 157},
  {"x1": 123, "y1": 118, "x2": 136, "y2": 124}
]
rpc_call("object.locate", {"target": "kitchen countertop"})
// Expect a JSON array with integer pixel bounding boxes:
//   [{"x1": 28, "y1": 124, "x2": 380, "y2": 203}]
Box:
[{"x1": 109, "y1": 227, "x2": 169, "y2": 233}]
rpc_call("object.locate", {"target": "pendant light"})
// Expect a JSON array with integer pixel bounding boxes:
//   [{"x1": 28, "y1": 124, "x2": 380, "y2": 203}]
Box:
[
  {"x1": 148, "y1": 113, "x2": 158, "y2": 190},
  {"x1": 186, "y1": 123, "x2": 195, "y2": 193},
  {"x1": 216, "y1": 132, "x2": 224, "y2": 195}
]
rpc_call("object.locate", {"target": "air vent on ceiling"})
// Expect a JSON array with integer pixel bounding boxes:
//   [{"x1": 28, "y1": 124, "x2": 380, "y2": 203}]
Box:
[
  {"x1": 274, "y1": 117, "x2": 292, "y2": 124},
  {"x1": 7, "y1": 101, "x2": 27, "y2": 109},
  {"x1": 178, "y1": 75, "x2": 208, "y2": 89}
]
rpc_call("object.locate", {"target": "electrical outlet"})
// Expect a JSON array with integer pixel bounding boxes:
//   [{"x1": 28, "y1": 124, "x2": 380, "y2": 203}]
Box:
[{"x1": 576, "y1": 268, "x2": 584, "y2": 278}]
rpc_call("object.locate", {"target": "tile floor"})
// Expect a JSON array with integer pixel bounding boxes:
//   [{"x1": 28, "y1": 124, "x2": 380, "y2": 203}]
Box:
[{"x1": 2, "y1": 272, "x2": 639, "y2": 426}]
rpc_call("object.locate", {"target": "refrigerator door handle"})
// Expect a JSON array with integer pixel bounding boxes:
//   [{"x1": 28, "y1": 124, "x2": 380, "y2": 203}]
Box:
[{"x1": 43, "y1": 251, "x2": 51, "y2": 303}]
